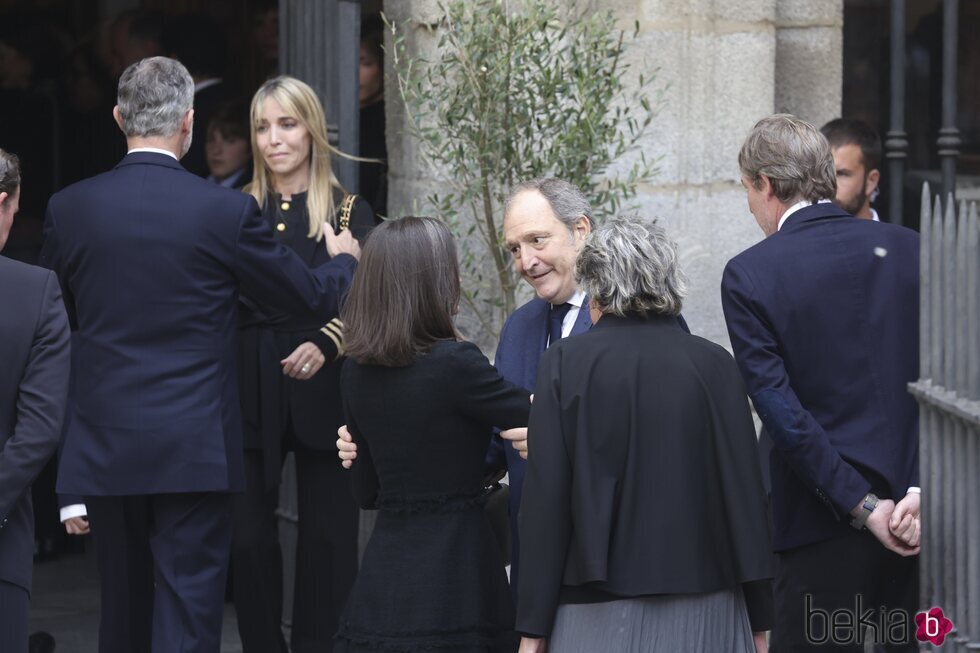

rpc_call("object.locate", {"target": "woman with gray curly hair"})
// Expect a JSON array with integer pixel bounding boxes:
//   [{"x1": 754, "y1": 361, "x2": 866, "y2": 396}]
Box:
[{"x1": 516, "y1": 216, "x2": 774, "y2": 653}]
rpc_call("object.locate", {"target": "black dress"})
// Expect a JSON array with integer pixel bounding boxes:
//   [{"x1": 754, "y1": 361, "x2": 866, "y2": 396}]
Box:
[{"x1": 335, "y1": 340, "x2": 530, "y2": 653}]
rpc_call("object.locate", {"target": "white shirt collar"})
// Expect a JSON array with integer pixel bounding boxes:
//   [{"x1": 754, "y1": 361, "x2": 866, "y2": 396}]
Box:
[
  {"x1": 777, "y1": 198, "x2": 832, "y2": 232},
  {"x1": 127, "y1": 147, "x2": 179, "y2": 161},
  {"x1": 194, "y1": 78, "x2": 223, "y2": 93},
  {"x1": 566, "y1": 289, "x2": 586, "y2": 309},
  {"x1": 870, "y1": 208, "x2": 880, "y2": 222}
]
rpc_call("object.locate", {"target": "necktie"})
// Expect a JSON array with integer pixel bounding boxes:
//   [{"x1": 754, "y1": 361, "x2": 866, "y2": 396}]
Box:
[{"x1": 548, "y1": 302, "x2": 573, "y2": 349}]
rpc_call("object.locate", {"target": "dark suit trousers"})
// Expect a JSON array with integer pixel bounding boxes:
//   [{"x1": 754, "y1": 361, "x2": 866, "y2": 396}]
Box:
[
  {"x1": 0, "y1": 579, "x2": 29, "y2": 652},
  {"x1": 87, "y1": 492, "x2": 233, "y2": 653},
  {"x1": 231, "y1": 444, "x2": 358, "y2": 653},
  {"x1": 771, "y1": 529, "x2": 918, "y2": 652}
]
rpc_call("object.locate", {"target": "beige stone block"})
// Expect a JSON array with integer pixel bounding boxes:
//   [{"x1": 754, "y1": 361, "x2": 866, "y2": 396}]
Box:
[
  {"x1": 619, "y1": 27, "x2": 774, "y2": 188},
  {"x1": 775, "y1": 26, "x2": 842, "y2": 127},
  {"x1": 776, "y1": 0, "x2": 842, "y2": 26},
  {"x1": 640, "y1": 0, "x2": 775, "y2": 24}
]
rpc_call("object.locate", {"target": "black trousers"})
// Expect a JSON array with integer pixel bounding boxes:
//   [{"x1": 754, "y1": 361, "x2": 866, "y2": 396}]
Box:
[
  {"x1": 231, "y1": 443, "x2": 359, "y2": 653},
  {"x1": 86, "y1": 492, "x2": 233, "y2": 653},
  {"x1": 0, "y1": 579, "x2": 29, "y2": 653},
  {"x1": 771, "y1": 529, "x2": 918, "y2": 652}
]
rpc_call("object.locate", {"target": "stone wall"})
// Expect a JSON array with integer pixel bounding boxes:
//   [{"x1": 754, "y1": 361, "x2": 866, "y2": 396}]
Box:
[{"x1": 384, "y1": 0, "x2": 843, "y2": 352}]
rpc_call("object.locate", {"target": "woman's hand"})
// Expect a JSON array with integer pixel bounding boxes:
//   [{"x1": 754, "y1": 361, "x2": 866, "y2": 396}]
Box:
[
  {"x1": 324, "y1": 226, "x2": 361, "y2": 260},
  {"x1": 518, "y1": 637, "x2": 546, "y2": 653},
  {"x1": 281, "y1": 341, "x2": 325, "y2": 380},
  {"x1": 337, "y1": 424, "x2": 358, "y2": 469},
  {"x1": 753, "y1": 631, "x2": 768, "y2": 653}
]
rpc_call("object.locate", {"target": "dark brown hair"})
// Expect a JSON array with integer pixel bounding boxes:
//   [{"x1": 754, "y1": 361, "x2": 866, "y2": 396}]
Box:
[
  {"x1": 820, "y1": 118, "x2": 882, "y2": 172},
  {"x1": 342, "y1": 217, "x2": 460, "y2": 366}
]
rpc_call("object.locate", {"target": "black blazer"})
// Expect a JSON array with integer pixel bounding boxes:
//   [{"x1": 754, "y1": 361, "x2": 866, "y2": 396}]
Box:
[
  {"x1": 0, "y1": 257, "x2": 70, "y2": 592},
  {"x1": 516, "y1": 314, "x2": 773, "y2": 637},
  {"x1": 237, "y1": 190, "x2": 374, "y2": 487},
  {"x1": 721, "y1": 203, "x2": 919, "y2": 551},
  {"x1": 41, "y1": 152, "x2": 357, "y2": 496}
]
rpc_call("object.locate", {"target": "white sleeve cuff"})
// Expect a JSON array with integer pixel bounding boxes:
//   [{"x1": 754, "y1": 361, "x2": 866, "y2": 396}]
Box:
[
  {"x1": 906, "y1": 487, "x2": 921, "y2": 495},
  {"x1": 60, "y1": 504, "x2": 88, "y2": 522}
]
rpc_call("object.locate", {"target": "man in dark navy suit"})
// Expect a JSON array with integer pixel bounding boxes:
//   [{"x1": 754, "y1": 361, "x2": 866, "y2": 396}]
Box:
[
  {"x1": 0, "y1": 150, "x2": 71, "y2": 651},
  {"x1": 722, "y1": 114, "x2": 921, "y2": 651},
  {"x1": 41, "y1": 57, "x2": 360, "y2": 653}
]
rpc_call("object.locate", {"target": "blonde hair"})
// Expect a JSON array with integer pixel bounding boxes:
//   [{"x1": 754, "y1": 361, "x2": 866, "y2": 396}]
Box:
[{"x1": 245, "y1": 76, "x2": 346, "y2": 241}]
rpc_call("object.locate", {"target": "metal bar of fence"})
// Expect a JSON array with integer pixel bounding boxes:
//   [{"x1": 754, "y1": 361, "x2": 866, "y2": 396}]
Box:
[
  {"x1": 942, "y1": 197, "x2": 957, "y2": 631},
  {"x1": 929, "y1": 194, "x2": 944, "y2": 606},
  {"x1": 969, "y1": 203, "x2": 980, "y2": 649},
  {"x1": 939, "y1": 0, "x2": 960, "y2": 206},
  {"x1": 918, "y1": 184, "x2": 933, "y2": 610},
  {"x1": 886, "y1": 0, "x2": 907, "y2": 225},
  {"x1": 954, "y1": 202, "x2": 969, "y2": 647}
]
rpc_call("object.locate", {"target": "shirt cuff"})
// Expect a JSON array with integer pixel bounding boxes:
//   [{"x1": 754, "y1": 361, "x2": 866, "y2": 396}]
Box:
[
  {"x1": 906, "y1": 487, "x2": 921, "y2": 495},
  {"x1": 60, "y1": 504, "x2": 88, "y2": 522}
]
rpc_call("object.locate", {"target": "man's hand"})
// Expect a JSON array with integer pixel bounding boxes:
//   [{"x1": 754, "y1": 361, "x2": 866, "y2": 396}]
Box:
[
  {"x1": 753, "y1": 631, "x2": 768, "y2": 653},
  {"x1": 64, "y1": 517, "x2": 90, "y2": 535},
  {"x1": 863, "y1": 499, "x2": 920, "y2": 557},
  {"x1": 324, "y1": 227, "x2": 361, "y2": 260},
  {"x1": 889, "y1": 492, "x2": 921, "y2": 547},
  {"x1": 337, "y1": 424, "x2": 358, "y2": 469},
  {"x1": 518, "y1": 637, "x2": 546, "y2": 653},
  {"x1": 500, "y1": 427, "x2": 528, "y2": 460},
  {"x1": 281, "y1": 341, "x2": 325, "y2": 380}
]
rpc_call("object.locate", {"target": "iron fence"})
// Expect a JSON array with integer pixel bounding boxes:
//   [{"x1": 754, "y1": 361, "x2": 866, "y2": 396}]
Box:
[{"x1": 908, "y1": 183, "x2": 980, "y2": 649}]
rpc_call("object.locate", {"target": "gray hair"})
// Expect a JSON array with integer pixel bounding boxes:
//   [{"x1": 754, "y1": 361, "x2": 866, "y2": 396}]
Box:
[
  {"x1": 116, "y1": 56, "x2": 194, "y2": 138},
  {"x1": 505, "y1": 178, "x2": 594, "y2": 230},
  {"x1": 575, "y1": 215, "x2": 687, "y2": 317},
  {"x1": 0, "y1": 149, "x2": 20, "y2": 198},
  {"x1": 738, "y1": 113, "x2": 837, "y2": 204}
]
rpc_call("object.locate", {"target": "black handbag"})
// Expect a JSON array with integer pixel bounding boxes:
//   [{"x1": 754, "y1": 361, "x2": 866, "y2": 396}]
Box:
[{"x1": 482, "y1": 471, "x2": 511, "y2": 567}]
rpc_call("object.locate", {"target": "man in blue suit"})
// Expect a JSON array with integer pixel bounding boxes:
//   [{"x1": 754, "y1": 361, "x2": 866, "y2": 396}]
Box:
[
  {"x1": 41, "y1": 57, "x2": 360, "y2": 653},
  {"x1": 486, "y1": 178, "x2": 594, "y2": 592},
  {"x1": 721, "y1": 114, "x2": 921, "y2": 651},
  {"x1": 0, "y1": 150, "x2": 71, "y2": 652}
]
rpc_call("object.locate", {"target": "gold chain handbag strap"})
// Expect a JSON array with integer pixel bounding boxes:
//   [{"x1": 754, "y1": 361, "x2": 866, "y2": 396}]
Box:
[{"x1": 338, "y1": 193, "x2": 356, "y2": 231}]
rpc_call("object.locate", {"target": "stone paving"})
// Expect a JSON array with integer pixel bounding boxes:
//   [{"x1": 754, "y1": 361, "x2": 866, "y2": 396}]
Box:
[{"x1": 29, "y1": 545, "x2": 244, "y2": 652}]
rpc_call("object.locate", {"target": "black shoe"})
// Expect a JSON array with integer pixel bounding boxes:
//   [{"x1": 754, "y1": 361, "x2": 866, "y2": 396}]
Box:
[{"x1": 28, "y1": 631, "x2": 55, "y2": 653}]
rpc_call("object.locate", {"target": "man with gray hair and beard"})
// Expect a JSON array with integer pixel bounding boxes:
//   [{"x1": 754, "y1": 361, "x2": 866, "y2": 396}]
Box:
[
  {"x1": 721, "y1": 114, "x2": 921, "y2": 650},
  {"x1": 41, "y1": 56, "x2": 361, "y2": 653}
]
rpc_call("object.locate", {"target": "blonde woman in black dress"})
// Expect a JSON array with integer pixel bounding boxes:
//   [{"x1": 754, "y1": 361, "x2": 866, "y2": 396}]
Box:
[
  {"x1": 335, "y1": 217, "x2": 529, "y2": 653},
  {"x1": 232, "y1": 75, "x2": 372, "y2": 653}
]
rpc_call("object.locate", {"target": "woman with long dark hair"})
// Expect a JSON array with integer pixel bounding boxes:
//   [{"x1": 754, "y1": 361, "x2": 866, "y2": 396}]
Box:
[{"x1": 335, "y1": 217, "x2": 528, "y2": 653}]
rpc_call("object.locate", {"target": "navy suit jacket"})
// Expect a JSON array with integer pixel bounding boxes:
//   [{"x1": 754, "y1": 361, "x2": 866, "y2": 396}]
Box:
[
  {"x1": 488, "y1": 298, "x2": 592, "y2": 588},
  {"x1": 0, "y1": 257, "x2": 70, "y2": 592},
  {"x1": 721, "y1": 203, "x2": 919, "y2": 551},
  {"x1": 42, "y1": 152, "x2": 357, "y2": 496}
]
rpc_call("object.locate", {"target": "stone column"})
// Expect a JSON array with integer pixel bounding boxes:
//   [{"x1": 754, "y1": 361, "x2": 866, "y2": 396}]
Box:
[{"x1": 774, "y1": 0, "x2": 843, "y2": 126}]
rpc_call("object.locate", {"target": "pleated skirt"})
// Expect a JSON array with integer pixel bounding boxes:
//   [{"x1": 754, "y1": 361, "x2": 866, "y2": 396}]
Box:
[{"x1": 547, "y1": 588, "x2": 755, "y2": 653}]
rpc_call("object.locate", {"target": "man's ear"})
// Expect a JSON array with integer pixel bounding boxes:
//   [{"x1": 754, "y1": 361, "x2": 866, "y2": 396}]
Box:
[
  {"x1": 0, "y1": 191, "x2": 7, "y2": 207},
  {"x1": 759, "y1": 174, "x2": 775, "y2": 199},
  {"x1": 183, "y1": 109, "x2": 195, "y2": 134},
  {"x1": 573, "y1": 215, "x2": 591, "y2": 241},
  {"x1": 866, "y1": 168, "x2": 881, "y2": 196},
  {"x1": 112, "y1": 106, "x2": 124, "y2": 132}
]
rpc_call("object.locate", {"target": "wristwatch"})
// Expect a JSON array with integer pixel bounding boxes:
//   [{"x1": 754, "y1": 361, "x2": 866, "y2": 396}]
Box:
[{"x1": 850, "y1": 492, "x2": 879, "y2": 530}]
